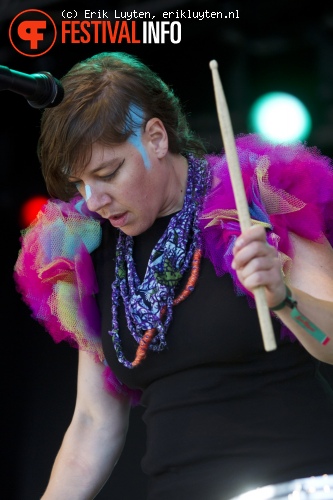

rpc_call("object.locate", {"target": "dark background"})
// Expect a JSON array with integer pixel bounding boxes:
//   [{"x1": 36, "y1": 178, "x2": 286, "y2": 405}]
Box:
[{"x1": 2, "y1": 0, "x2": 333, "y2": 498}]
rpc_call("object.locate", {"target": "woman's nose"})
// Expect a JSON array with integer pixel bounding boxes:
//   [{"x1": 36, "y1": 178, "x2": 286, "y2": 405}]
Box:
[{"x1": 85, "y1": 184, "x2": 111, "y2": 213}]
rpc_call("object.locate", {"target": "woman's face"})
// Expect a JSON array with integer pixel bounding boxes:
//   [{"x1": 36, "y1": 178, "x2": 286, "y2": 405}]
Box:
[{"x1": 69, "y1": 120, "x2": 183, "y2": 236}]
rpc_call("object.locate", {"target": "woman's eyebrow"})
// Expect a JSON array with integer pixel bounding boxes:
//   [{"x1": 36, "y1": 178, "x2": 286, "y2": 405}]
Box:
[
  {"x1": 68, "y1": 158, "x2": 120, "y2": 180},
  {"x1": 91, "y1": 159, "x2": 119, "y2": 173}
]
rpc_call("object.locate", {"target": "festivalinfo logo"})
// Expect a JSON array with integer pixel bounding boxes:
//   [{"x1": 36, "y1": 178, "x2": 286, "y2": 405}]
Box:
[
  {"x1": 8, "y1": 7, "x2": 240, "y2": 56},
  {"x1": 8, "y1": 8, "x2": 182, "y2": 57},
  {"x1": 9, "y1": 9, "x2": 57, "y2": 57}
]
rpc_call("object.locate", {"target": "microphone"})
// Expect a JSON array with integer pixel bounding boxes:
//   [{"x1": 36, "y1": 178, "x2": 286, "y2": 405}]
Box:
[{"x1": 0, "y1": 65, "x2": 64, "y2": 108}]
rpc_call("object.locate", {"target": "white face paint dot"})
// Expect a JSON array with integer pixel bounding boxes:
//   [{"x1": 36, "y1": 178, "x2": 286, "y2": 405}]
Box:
[{"x1": 85, "y1": 184, "x2": 92, "y2": 201}]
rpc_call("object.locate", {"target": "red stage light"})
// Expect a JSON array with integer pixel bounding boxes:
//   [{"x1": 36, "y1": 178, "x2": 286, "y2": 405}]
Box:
[{"x1": 19, "y1": 195, "x2": 48, "y2": 228}]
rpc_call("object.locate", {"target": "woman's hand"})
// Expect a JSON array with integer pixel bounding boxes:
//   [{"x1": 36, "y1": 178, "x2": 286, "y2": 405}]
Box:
[
  {"x1": 232, "y1": 225, "x2": 286, "y2": 309},
  {"x1": 232, "y1": 226, "x2": 333, "y2": 363}
]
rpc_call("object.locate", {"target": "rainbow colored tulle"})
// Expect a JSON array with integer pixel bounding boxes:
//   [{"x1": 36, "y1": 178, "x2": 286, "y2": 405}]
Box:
[{"x1": 14, "y1": 196, "x2": 141, "y2": 403}]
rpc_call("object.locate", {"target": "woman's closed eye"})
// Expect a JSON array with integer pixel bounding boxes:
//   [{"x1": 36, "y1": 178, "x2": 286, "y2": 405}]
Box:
[
  {"x1": 101, "y1": 160, "x2": 125, "y2": 181},
  {"x1": 68, "y1": 160, "x2": 125, "y2": 190}
]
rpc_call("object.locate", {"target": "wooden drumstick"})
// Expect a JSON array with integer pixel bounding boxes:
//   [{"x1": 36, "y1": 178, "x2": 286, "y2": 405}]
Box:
[{"x1": 209, "y1": 59, "x2": 277, "y2": 352}]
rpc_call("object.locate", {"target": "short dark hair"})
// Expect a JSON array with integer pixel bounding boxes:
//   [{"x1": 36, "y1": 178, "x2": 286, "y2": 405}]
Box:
[{"x1": 38, "y1": 52, "x2": 206, "y2": 200}]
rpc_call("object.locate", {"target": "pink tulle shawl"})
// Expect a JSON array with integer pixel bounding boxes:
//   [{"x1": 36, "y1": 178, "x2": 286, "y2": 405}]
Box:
[{"x1": 14, "y1": 134, "x2": 333, "y2": 401}]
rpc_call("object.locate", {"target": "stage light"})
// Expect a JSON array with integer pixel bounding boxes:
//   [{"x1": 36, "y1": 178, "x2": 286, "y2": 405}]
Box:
[
  {"x1": 19, "y1": 195, "x2": 48, "y2": 228},
  {"x1": 248, "y1": 91, "x2": 312, "y2": 143},
  {"x1": 230, "y1": 484, "x2": 275, "y2": 499}
]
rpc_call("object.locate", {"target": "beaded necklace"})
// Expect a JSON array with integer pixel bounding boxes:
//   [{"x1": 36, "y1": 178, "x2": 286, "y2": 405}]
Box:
[{"x1": 108, "y1": 155, "x2": 209, "y2": 368}]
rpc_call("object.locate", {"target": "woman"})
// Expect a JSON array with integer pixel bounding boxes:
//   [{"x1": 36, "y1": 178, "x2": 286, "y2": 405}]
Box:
[{"x1": 14, "y1": 52, "x2": 333, "y2": 500}]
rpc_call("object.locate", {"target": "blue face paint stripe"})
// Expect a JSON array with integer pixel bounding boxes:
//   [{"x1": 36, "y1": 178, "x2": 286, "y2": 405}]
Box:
[
  {"x1": 126, "y1": 103, "x2": 151, "y2": 169},
  {"x1": 85, "y1": 184, "x2": 92, "y2": 201}
]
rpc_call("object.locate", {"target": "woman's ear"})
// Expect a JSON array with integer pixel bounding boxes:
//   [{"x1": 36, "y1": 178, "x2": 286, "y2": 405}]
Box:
[{"x1": 144, "y1": 118, "x2": 169, "y2": 158}]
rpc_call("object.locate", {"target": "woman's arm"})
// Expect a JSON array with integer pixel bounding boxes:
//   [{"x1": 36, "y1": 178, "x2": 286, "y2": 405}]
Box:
[
  {"x1": 41, "y1": 350, "x2": 131, "y2": 499},
  {"x1": 232, "y1": 225, "x2": 333, "y2": 364}
]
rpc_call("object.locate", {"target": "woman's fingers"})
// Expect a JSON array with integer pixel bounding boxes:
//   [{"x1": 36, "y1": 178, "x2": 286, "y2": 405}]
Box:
[{"x1": 232, "y1": 225, "x2": 286, "y2": 307}]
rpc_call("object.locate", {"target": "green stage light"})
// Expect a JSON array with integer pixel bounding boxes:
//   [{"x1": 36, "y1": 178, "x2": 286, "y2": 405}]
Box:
[{"x1": 248, "y1": 91, "x2": 312, "y2": 143}]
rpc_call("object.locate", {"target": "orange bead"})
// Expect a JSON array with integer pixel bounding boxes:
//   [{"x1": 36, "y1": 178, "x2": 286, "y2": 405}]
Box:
[{"x1": 131, "y1": 248, "x2": 202, "y2": 367}]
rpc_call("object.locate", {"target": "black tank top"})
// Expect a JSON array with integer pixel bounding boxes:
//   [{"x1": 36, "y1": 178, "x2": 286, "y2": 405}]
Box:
[{"x1": 93, "y1": 216, "x2": 333, "y2": 500}]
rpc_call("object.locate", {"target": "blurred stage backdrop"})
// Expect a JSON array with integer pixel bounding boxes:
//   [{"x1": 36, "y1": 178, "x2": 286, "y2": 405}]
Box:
[{"x1": 1, "y1": 0, "x2": 333, "y2": 498}]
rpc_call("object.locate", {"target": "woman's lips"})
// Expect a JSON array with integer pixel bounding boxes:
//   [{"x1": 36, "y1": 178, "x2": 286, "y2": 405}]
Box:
[{"x1": 108, "y1": 212, "x2": 128, "y2": 228}]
